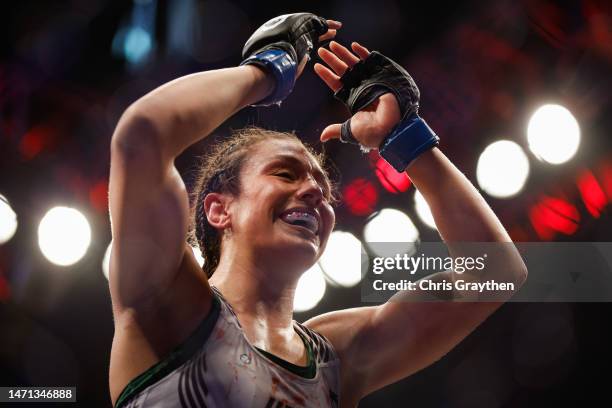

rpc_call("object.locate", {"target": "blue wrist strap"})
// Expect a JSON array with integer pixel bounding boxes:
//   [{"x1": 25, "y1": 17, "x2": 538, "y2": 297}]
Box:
[
  {"x1": 240, "y1": 49, "x2": 297, "y2": 107},
  {"x1": 379, "y1": 114, "x2": 439, "y2": 172}
]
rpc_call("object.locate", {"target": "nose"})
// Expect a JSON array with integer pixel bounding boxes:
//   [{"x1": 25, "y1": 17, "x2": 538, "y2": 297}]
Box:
[{"x1": 297, "y1": 176, "x2": 324, "y2": 206}]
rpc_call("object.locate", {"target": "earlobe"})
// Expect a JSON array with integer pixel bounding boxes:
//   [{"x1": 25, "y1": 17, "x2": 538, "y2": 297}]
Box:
[{"x1": 203, "y1": 193, "x2": 231, "y2": 229}]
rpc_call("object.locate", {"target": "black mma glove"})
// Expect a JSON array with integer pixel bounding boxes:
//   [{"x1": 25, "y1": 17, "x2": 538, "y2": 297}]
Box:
[{"x1": 241, "y1": 13, "x2": 328, "y2": 106}]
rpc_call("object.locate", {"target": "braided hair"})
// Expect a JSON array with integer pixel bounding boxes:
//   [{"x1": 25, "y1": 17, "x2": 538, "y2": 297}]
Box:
[{"x1": 189, "y1": 126, "x2": 335, "y2": 278}]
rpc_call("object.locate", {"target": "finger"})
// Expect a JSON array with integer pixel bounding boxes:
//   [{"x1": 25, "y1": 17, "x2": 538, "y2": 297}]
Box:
[
  {"x1": 326, "y1": 20, "x2": 342, "y2": 30},
  {"x1": 329, "y1": 41, "x2": 360, "y2": 67},
  {"x1": 351, "y1": 42, "x2": 370, "y2": 60},
  {"x1": 314, "y1": 63, "x2": 342, "y2": 92},
  {"x1": 321, "y1": 123, "x2": 342, "y2": 142},
  {"x1": 318, "y1": 47, "x2": 349, "y2": 76},
  {"x1": 318, "y1": 29, "x2": 337, "y2": 43}
]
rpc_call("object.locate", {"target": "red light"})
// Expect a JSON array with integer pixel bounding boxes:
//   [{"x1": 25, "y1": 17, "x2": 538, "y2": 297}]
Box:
[
  {"x1": 529, "y1": 196, "x2": 580, "y2": 240},
  {"x1": 600, "y1": 162, "x2": 612, "y2": 201},
  {"x1": 374, "y1": 157, "x2": 411, "y2": 193},
  {"x1": 577, "y1": 170, "x2": 607, "y2": 218},
  {"x1": 19, "y1": 127, "x2": 47, "y2": 160},
  {"x1": 343, "y1": 178, "x2": 378, "y2": 216},
  {"x1": 89, "y1": 180, "x2": 109, "y2": 213}
]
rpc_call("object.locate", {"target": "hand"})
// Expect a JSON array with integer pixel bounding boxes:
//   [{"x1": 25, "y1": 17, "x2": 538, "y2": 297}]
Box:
[
  {"x1": 296, "y1": 20, "x2": 342, "y2": 78},
  {"x1": 314, "y1": 41, "x2": 402, "y2": 147}
]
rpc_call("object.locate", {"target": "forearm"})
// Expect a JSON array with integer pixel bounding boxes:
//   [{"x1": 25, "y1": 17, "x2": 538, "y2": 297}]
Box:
[
  {"x1": 408, "y1": 147, "x2": 509, "y2": 242},
  {"x1": 113, "y1": 65, "x2": 274, "y2": 161},
  {"x1": 407, "y1": 148, "x2": 527, "y2": 285}
]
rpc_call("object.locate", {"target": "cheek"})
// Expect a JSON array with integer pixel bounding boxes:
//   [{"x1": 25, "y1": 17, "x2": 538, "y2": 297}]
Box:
[{"x1": 322, "y1": 205, "x2": 336, "y2": 235}]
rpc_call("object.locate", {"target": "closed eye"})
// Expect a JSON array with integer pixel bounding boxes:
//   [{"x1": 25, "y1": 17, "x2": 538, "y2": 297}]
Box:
[{"x1": 275, "y1": 171, "x2": 296, "y2": 180}]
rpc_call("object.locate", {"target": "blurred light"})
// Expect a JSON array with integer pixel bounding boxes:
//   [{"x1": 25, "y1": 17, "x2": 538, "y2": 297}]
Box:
[
  {"x1": 294, "y1": 263, "x2": 326, "y2": 312},
  {"x1": 38, "y1": 207, "x2": 91, "y2": 266},
  {"x1": 364, "y1": 208, "x2": 419, "y2": 257},
  {"x1": 319, "y1": 231, "x2": 366, "y2": 287},
  {"x1": 343, "y1": 178, "x2": 378, "y2": 216},
  {"x1": 192, "y1": 245, "x2": 205, "y2": 267},
  {"x1": 527, "y1": 104, "x2": 580, "y2": 164},
  {"x1": 529, "y1": 197, "x2": 579, "y2": 240},
  {"x1": 0, "y1": 194, "x2": 18, "y2": 244},
  {"x1": 124, "y1": 27, "x2": 152, "y2": 63},
  {"x1": 599, "y1": 162, "x2": 612, "y2": 201},
  {"x1": 102, "y1": 242, "x2": 112, "y2": 280},
  {"x1": 111, "y1": 0, "x2": 157, "y2": 67},
  {"x1": 413, "y1": 190, "x2": 437, "y2": 230},
  {"x1": 89, "y1": 180, "x2": 108, "y2": 213},
  {"x1": 476, "y1": 140, "x2": 530, "y2": 198},
  {"x1": 375, "y1": 157, "x2": 412, "y2": 193},
  {"x1": 577, "y1": 170, "x2": 607, "y2": 218}
]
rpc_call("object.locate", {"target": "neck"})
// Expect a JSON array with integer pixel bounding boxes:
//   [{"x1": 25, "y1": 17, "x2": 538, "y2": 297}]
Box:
[{"x1": 208, "y1": 245, "x2": 300, "y2": 332}]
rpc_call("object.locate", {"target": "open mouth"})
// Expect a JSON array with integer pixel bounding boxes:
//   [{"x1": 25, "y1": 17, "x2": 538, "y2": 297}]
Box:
[{"x1": 279, "y1": 208, "x2": 319, "y2": 235}]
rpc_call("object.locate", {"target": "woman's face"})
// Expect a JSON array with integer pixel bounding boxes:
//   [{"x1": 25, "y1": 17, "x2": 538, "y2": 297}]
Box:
[{"x1": 226, "y1": 138, "x2": 335, "y2": 272}]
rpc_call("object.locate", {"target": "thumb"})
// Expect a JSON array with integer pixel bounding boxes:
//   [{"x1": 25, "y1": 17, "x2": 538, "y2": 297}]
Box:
[{"x1": 320, "y1": 123, "x2": 342, "y2": 142}]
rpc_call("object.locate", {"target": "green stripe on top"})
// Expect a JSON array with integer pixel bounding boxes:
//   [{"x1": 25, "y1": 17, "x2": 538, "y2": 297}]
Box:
[
  {"x1": 114, "y1": 295, "x2": 221, "y2": 408},
  {"x1": 254, "y1": 327, "x2": 316, "y2": 379}
]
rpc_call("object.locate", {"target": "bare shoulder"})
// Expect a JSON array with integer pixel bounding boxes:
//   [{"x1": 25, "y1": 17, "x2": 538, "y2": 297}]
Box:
[{"x1": 110, "y1": 245, "x2": 213, "y2": 405}]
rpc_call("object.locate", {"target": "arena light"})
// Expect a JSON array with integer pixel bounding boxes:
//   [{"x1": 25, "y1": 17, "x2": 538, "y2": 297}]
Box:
[
  {"x1": 413, "y1": 190, "x2": 437, "y2": 230},
  {"x1": 0, "y1": 194, "x2": 18, "y2": 244},
  {"x1": 363, "y1": 208, "x2": 419, "y2": 257},
  {"x1": 527, "y1": 104, "x2": 580, "y2": 164},
  {"x1": 319, "y1": 231, "x2": 367, "y2": 287},
  {"x1": 294, "y1": 263, "x2": 326, "y2": 313},
  {"x1": 102, "y1": 242, "x2": 112, "y2": 280},
  {"x1": 476, "y1": 140, "x2": 530, "y2": 198},
  {"x1": 38, "y1": 206, "x2": 91, "y2": 266},
  {"x1": 343, "y1": 178, "x2": 378, "y2": 216},
  {"x1": 192, "y1": 245, "x2": 205, "y2": 267},
  {"x1": 375, "y1": 157, "x2": 412, "y2": 193}
]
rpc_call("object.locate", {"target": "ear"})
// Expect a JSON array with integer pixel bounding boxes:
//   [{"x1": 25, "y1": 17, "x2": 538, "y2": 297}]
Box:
[{"x1": 203, "y1": 192, "x2": 232, "y2": 230}]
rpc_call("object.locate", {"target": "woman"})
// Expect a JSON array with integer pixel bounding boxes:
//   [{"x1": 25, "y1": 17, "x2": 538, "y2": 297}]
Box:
[{"x1": 108, "y1": 13, "x2": 526, "y2": 407}]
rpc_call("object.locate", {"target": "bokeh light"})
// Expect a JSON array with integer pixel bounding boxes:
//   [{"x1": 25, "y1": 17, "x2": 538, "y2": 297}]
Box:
[
  {"x1": 38, "y1": 206, "x2": 91, "y2": 266},
  {"x1": 477, "y1": 140, "x2": 530, "y2": 198},
  {"x1": 293, "y1": 263, "x2": 327, "y2": 313},
  {"x1": 319, "y1": 231, "x2": 367, "y2": 287},
  {"x1": 363, "y1": 208, "x2": 420, "y2": 257},
  {"x1": 527, "y1": 104, "x2": 580, "y2": 164},
  {"x1": 0, "y1": 194, "x2": 18, "y2": 244}
]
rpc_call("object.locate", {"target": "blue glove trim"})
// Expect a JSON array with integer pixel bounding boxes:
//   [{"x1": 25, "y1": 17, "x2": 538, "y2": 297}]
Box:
[
  {"x1": 240, "y1": 49, "x2": 297, "y2": 107},
  {"x1": 379, "y1": 114, "x2": 439, "y2": 172}
]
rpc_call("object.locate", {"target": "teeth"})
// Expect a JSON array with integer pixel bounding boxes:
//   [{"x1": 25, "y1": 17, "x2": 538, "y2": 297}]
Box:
[{"x1": 282, "y1": 211, "x2": 319, "y2": 233}]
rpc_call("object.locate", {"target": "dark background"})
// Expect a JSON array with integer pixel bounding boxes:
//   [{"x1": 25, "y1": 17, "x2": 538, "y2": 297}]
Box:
[{"x1": 1, "y1": 0, "x2": 612, "y2": 407}]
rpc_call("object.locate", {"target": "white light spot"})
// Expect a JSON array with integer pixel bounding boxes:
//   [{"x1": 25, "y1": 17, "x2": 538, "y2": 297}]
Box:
[
  {"x1": 293, "y1": 263, "x2": 326, "y2": 313},
  {"x1": 38, "y1": 206, "x2": 91, "y2": 266},
  {"x1": 319, "y1": 231, "x2": 367, "y2": 287},
  {"x1": 364, "y1": 208, "x2": 420, "y2": 257},
  {"x1": 0, "y1": 194, "x2": 18, "y2": 244},
  {"x1": 476, "y1": 140, "x2": 530, "y2": 198},
  {"x1": 102, "y1": 242, "x2": 112, "y2": 280},
  {"x1": 192, "y1": 245, "x2": 205, "y2": 267},
  {"x1": 527, "y1": 104, "x2": 580, "y2": 164},
  {"x1": 414, "y1": 190, "x2": 437, "y2": 230}
]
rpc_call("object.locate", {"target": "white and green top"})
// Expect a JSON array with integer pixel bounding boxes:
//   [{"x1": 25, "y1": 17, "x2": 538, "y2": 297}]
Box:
[{"x1": 115, "y1": 287, "x2": 340, "y2": 408}]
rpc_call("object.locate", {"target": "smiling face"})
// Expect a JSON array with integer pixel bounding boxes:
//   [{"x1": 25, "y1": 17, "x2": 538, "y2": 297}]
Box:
[{"x1": 224, "y1": 138, "x2": 336, "y2": 274}]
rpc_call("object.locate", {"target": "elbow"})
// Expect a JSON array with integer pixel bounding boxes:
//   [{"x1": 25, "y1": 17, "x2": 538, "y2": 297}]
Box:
[{"x1": 111, "y1": 102, "x2": 165, "y2": 162}]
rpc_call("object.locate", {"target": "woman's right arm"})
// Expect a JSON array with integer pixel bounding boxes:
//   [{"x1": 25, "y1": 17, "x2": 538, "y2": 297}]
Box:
[{"x1": 108, "y1": 65, "x2": 274, "y2": 313}]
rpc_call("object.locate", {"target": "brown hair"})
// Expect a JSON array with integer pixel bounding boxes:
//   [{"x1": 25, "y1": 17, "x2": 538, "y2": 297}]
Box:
[{"x1": 189, "y1": 126, "x2": 336, "y2": 278}]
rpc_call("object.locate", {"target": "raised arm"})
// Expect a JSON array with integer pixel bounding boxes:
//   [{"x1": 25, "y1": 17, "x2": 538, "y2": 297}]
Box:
[
  {"x1": 109, "y1": 14, "x2": 339, "y2": 314},
  {"x1": 307, "y1": 41, "x2": 527, "y2": 402},
  {"x1": 109, "y1": 65, "x2": 273, "y2": 312}
]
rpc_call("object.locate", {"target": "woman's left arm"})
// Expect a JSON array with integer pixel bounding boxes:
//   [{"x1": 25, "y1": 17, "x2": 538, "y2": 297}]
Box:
[{"x1": 307, "y1": 41, "x2": 527, "y2": 401}]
